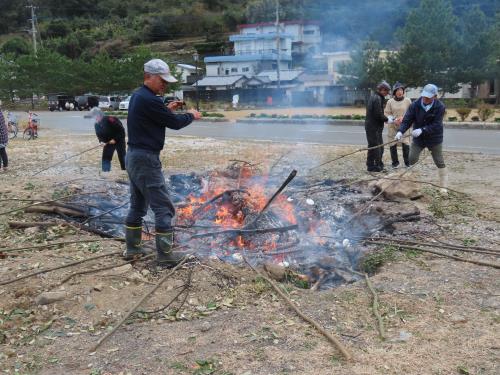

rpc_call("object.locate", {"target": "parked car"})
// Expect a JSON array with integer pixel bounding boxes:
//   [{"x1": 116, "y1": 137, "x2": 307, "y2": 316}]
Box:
[
  {"x1": 98, "y1": 96, "x2": 121, "y2": 110},
  {"x1": 48, "y1": 94, "x2": 78, "y2": 111},
  {"x1": 119, "y1": 96, "x2": 131, "y2": 111},
  {"x1": 75, "y1": 94, "x2": 99, "y2": 110}
]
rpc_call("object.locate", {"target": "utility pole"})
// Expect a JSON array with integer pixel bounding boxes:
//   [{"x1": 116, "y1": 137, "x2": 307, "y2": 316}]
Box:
[
  {"x1": 275, "y1": 0, "x2": 281, "y2": 92},
  {"x1": 26, "y1": 2, "x2": 38, "y2": 55}
]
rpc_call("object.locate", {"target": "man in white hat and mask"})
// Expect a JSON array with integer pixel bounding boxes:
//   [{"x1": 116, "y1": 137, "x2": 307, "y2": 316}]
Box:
[
  {"x1": 395, "y1": 83, "x2": 448, "y2": 193},
  {"x1": 123, "y1": 58, "x2": 201, "y2": 264}
]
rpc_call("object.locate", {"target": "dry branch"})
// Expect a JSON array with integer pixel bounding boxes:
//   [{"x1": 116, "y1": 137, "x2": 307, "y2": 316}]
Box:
[
  {"x1": 243, "y1": 257, "x2": 353, "y2": 361},
  {"x1": 0, "y1": 190, "x2": 105, "y2": 216},
  {"x1": 25, "y1": 205, "x2": 87, "y2": 217},
  {"x1": 370, "y1": 238, "x2": 500, "y2": 256},
  {"x1": 246, "y1": 169, "x2": 297, "y2": 228},
  {"x1": 8, "y1": 221, "x2": 62, "y2": 229},
  {"x1": 81, "y1": 202, "x2": 128, "y2": 224},
  {"x1": 89, "y1": 256, "x2": 190, "y2": 352},
  {"x1": 56, "y1": 254, "x2": 155, "y2": 287},
  {"x1": 0, "y1": 238, "x2": 120, "y2": 254},
  {"x1": 32, "y1": 144, "x2": 102, "y2": 176},
  {"x1": 365, "y1": 241, "x2": 500, "y2": 269},
  {"x1": 309, "y1": 134, "x2": 412, "y2": 172},
  {"x1": 139, "y1": 267, "x2": 193, "y2": 314},
  {"x1": 189, "y1": 224, "x2": 298, "y2": 240},
  {"x1": 350, "y1": 269, "x2": 385, "y2": 340},
  {"x1": 344, "y1": 154, "x2": 426, "y2": 226},
  {"x1": 361, "y1": 177, "x2": 466, "y2": 195},
  {"x1": 192, "y1": 189, "x2": 248, "y2": 217},
  {"x1": 421, "y1": 236, "x2": 500, "y2": 253},
  {"x1": 0, "y1": 251, "x2": 121, "y2": 286}
]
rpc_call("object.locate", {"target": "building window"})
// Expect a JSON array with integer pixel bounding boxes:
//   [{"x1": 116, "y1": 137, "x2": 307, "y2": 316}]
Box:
[
  {"x1": 231, "y1": 67, "x2": 238, "y2": 73},
  {"x1": 489, "y1": 80, "x2": 495, "y2": 96},
  {"x1": 225, "y1": 69, "x2": 230, "y2": 75},
  {"x1": 272, "y1": 63, "x2": 277, "y2": 69},
  {"x1": 304, "y1": 30, "x2": 315, "y2": 35},
  {"x1": 242, "y1": 67, "x2": 250, "y2": 72}
]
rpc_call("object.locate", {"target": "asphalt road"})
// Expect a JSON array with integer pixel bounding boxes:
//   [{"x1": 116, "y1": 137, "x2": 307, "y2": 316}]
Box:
[{"x1": 17, "y1": 111, "x2": 500, "y2": 154}]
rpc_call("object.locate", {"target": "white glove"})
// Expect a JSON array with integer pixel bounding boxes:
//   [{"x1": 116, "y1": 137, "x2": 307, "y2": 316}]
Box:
[
  {"x1": 412, "y1": 128, "x2": 423, "y2": 138},
  {"x1": 387, "y1": 115, "x2": 394, "y2": 124},
  {"x1": 394, "y1": 131, "x2": 403, "y2": 141}
]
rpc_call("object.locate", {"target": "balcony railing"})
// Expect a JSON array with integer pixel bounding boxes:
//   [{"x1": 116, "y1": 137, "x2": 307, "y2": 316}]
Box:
[{"x1": 234, "y1": 49, "x2": 291, "y2": 56}]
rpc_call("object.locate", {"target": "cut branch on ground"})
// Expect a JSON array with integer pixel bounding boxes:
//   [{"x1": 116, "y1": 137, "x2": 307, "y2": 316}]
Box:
[
  {"x1": 243, "y1": 256, "x2": 353, "y2": 361},
  {"x1": 89, "y1": 256, "x2": 191, "y2": 352}
]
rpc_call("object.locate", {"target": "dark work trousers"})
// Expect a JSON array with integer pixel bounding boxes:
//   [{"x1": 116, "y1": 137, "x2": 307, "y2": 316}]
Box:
[
  {"x1": 102, "y1": 138, "x2": 126, "y2": 171},
  {"x1": 409, "y1": 142, "x2": 445, "y2": 169},
  {"x1": 390, "y1": 144, "x2": 410, "y2": 167},
  {"x1": 365, "y1": 125, "x2": 384, "y2": 170},
  {"x1": 125, "y1": 149, "x2": 176, "y2": 232},
  {"x1": 0, "y1": 147, "x2": 8, "y2": 168}
]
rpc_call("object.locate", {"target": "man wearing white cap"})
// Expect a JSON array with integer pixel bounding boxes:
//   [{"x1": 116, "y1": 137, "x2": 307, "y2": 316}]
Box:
[
  {"x1": 395, "y1": 84, "x2": 448, "y2": 193},
  {"x1": 124, "y1": 58, "x2": 201, "y2": 264}
]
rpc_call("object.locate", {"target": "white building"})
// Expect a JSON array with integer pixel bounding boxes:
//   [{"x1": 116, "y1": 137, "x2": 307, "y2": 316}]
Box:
[
  {"x1": 204, "y1": 54, "x2": 291, "y2": 77},
  {"x1": 202, "y1": 20, "x2": 321, "y2": 80},
  {"x1": 237, "y1": 20, "x2": 321, "y2": 56},
  {"x1": 175, "y1": 63, "x2": 200, "y2": 84},
  {"x1": 231, "y1": 33, "x2": 293, "y2": 56}
]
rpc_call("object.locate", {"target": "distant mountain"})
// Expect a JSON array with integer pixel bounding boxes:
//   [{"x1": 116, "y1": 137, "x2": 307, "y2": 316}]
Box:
[{"x1": 0, "y1": 0, "x2": 497, "y2": 56}]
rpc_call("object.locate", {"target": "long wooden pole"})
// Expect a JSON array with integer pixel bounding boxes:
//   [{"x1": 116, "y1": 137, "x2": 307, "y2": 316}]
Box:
[{"x1": 244, "y1": 257, "x2": 353, "y2": 361}]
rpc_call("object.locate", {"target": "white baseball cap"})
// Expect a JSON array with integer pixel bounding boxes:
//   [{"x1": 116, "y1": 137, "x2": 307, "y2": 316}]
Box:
[
  {"x1": 89, "y1": 107, "x2": 104, "y2": 118},
  {"x1": 421, "y1": 84, "x2": 438, "y2": 98},
  {"x1": 144, "y1": 59, "x2": 178, "y2": 83}
]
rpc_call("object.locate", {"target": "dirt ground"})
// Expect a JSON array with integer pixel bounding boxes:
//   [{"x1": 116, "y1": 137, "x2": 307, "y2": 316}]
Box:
[{"x1": 0, "y1": 130, "x2": 499, "y2": 375}]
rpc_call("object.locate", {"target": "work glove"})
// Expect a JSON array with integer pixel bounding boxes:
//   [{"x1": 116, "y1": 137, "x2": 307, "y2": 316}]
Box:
[
  {"x1": 394, "y1": 131, "x2": 403, "y2": 141},
  {"x1": 412, "y1": 128, "x2": 423, "y2": 138}
]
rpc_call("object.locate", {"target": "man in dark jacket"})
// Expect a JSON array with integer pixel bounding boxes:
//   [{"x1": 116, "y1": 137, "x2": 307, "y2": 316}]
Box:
[
  {"x1": 365, "y1": 81, "x2": 391, "y2": 172},
  {"x1": 124, "y1": 58, "x2": 201, "y2": 264},
  {"x1": 91, "y1": 108, "x2": 126, "y2": 172},
  {"x1": 395, "y1": 83, "x2": 448, "y2": 193}
]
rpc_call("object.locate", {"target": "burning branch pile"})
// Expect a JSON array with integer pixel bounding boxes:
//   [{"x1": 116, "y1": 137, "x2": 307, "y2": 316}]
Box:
[{"x1": 19, "y1": 160, "x2": 419, "y2": 290}]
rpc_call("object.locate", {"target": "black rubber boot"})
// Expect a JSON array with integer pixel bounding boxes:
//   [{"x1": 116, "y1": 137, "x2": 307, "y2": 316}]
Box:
[
  {"x1": 402, "y1": 144, "x2": 410, "y2": 167},
  {"x1": 123, "y1": 226, "x2": 150, "y2": 260},
  {"x1": 156, "y1": 231, "x2": 184, "y2": 265},
  {"x1": 390, "y1": 145, "x2": 399, "y2": 168}
]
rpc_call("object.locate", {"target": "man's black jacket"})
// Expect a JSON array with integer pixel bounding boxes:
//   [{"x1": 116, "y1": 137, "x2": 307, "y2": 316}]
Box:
[
  {"x1": 127, "y1": 85, "x2": 194, "y2": 152},
  {"x1": 365, "y1": 92, "x2": 388, "y2": 129}
]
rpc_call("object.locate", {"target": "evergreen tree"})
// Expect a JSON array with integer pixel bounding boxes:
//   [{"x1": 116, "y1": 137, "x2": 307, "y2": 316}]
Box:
[
  {"x1": 338, "y1": 41, "x2": 392, "y2": 90},
  {"x1": 457, "y1": 5, "x2": 496, "y2": 96},
  {"x1": 395, "y1": 0, "x2": 461, "y2": 94}
]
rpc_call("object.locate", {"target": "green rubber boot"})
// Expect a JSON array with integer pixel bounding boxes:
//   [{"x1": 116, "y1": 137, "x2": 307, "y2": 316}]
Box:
[
  {"x1": 123, "y1": 226, "x2": 150, "y2": 260},
  {"x1": 156, "y1": 231, "x2": 184, "y2": 265}
]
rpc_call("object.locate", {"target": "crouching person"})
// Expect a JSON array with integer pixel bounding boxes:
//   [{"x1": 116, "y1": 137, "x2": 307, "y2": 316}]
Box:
[
  {"x1": 91, "y1": 107, "x2": 126, "y2": 172},
  {"x1": 395, "y1": 84, "x2": 448, "y2": 193}
]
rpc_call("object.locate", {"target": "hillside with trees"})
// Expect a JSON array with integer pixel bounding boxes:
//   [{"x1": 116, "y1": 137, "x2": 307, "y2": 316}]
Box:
[{"x1": 0, "y1": 0, "x2": 498, "y2": 101}]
